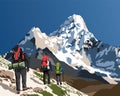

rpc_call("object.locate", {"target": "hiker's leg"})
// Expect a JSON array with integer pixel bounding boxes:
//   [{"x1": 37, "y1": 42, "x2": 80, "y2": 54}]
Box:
[
  {"x1": 43, "y1": 71, "x2": 46, "y2": 84},
  {"x1": 59, "y1": 74, "x2": 62, "y2": 85},
  {"x1": 58, "y1": 74, "x2": 61, "y2": 85},
  {"x1": 47, "y1": 71, "x2": 50, "y2": 84},
  {"x1": 56, "y1": 74, "x2": 59, "y2": 85},
  {"x1": 15, "y1": 69, "x2": 20, "y2": 91},
  {"x1": 21, "y1": 68, "x2": 27, "y2": 88}
]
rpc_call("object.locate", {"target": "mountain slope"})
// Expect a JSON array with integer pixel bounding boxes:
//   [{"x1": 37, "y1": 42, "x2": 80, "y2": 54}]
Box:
[
  {"x1": 0, "y1": 56, "x2": 87, "y2": 96},
  {"x1": 5, "y1": 14, "x2": 120, "y2": 84},
  {"x1": 31, "y1": 14, "x2": 120, "y2": 84}
]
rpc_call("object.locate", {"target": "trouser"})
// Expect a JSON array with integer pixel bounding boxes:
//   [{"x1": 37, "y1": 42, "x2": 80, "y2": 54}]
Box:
[
  {"x1": 43, "y1": 70, "x2": 50, "y2": 84},
  {"x1": 15, "y1": 68, "x2": 27, "y2": 91},
  {"x1": 56, "y1": 74, "x2": 62, "y2": 85}
]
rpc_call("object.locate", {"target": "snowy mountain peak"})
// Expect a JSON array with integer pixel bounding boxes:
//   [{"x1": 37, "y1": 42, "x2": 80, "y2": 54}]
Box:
[
  {"x1": 69, "y1": 14, "x2": 88, "y2": 31},
  {"x1": 50, "y1": 14, "x2": 89, "y2": 36},
  {"x1": 19, "y1": 27, "x2": 34, "y2": 45},
  {"x1": 50, "y1": 14, "x2": 98, "y2": 53},
  {"x1": 7, "y1": 14, "x2": 120, "y2": 84},
  {"x1": 32, "y1": 27, "x2": 48, "y2": 39}
]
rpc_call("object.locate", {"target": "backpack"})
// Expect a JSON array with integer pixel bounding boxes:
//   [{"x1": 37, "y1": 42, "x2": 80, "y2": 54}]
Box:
[
  {"x1": 21, "y1": 52, "x2": 25, "y2": 61},
  {"x1": 13, "y1": 46, "x2": 25, "y2": 61},
  {"x1": 9, "y1": 46, "x2": 26, "y2": 70},
  {"x1": 41, "y1": 55, "x2": 50, "y2": 71},
  {"x1": 55, "y1": 62, "x2": 62, "y2": 74}
]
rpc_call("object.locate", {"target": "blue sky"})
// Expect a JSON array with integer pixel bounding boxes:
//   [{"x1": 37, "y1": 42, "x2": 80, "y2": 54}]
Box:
[{"x1": 0, "y1": 0, "x2": 120, "y2": 54}]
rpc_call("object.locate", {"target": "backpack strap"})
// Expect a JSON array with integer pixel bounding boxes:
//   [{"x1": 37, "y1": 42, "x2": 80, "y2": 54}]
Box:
[
  {"x1": 13, "y1": 47, "x2": 21, "y2": 61},
  {"x1": 21, "y1": 51, "x2": 25, "y2": 60}
]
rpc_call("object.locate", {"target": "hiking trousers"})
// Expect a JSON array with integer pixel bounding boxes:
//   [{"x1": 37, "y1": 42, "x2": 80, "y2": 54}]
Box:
[
  {"x1": 56, "y1": 74, "x2": 62, "y2": 85},
  {"x1": 43, "y1": 70, "x2": 51, "y2": 84},
  {"x1": 15, "y1": 68, "x2": 27, "y2": 91}
]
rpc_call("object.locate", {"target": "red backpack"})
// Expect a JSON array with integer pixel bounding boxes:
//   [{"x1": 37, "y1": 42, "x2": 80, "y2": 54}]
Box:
[
  {"x1": 41, "y1": 55, "x2": 49, "y2": 71},
  {"x1": 21, "y1": 51, "x2": 25, "y2": 60},
  {"x1": 13, "y1": 46, "x2": 25, "y2": 61}
]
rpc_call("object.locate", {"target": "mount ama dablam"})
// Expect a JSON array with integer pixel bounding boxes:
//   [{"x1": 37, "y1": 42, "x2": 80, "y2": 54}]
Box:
[{"x1": 5, "y1": 14, "x2": 120, "y2": 84}]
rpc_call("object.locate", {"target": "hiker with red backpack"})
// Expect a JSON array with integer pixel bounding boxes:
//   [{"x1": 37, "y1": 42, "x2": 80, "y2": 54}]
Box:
[
  {"x1": 40, "y1": 53, "x2": 52, "y2": 85},
  {"x1": 11, "y1": 45, "x2": 29, "y2": 94}
]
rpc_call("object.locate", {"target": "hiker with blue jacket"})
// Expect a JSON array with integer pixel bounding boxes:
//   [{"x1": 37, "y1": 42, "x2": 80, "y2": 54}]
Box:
[
  {"x1": 55, "y1": 62, "x2": 63, "y2": 85},
  {"x1": 12, "y1": 45, "x2": 29, "y2": 94}
]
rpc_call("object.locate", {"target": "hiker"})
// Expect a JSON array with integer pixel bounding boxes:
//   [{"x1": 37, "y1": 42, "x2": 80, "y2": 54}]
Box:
[
  {"x1": 55, "y1": 62, "x2": 63, "y2": 85},
  {"x1": 12, "y1": 45, "x2": 29, "y2": 94},
  {"x1": 41, "y1": 53, "x2": 52, "y2": 84}
]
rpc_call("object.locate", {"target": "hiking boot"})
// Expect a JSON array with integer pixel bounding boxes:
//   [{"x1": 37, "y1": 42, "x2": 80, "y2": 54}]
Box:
[
  {"x1": 23, "y1": 87, "x2": 28, "y2": 91},
  {"x1": 16, "y1": 91, "x2": 20, "y2": 94},
  {"x1": 60, "y1": 82, "x2": 62, "y2": 85},
  {"x1": 44, "y1": 82, "x2": 46, "y2": 85}
]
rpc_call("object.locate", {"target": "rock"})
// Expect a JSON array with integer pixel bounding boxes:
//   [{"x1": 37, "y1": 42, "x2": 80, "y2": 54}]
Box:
[
  {"x1": 33, "y1": 87, "x2": 43, "y2": 92},
  {"x1": 0, "y1": 70, "x2": 15, "y2": 83}
]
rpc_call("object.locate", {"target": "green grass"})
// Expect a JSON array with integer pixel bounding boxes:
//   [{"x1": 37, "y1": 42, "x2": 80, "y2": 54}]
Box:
[
  {"x1": 34, "y1": 71, "x2": 50, "y2": 83},
  {"x1": 49, "y1": 84, "x2": 67, "y2": 96},
  {"x1": 40, "y1": 91, "x2": 53, "y2": 96},
  {"x1": 34, "y1": 71, "x2": 67, "y2": 96},
  {"x1": 34, "y1": 71, "x2": 43, "y2": 80}
]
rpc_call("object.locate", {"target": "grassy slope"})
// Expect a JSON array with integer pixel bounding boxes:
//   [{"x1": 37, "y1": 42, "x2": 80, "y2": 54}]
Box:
[
  {"x1": 93, "y1": 83, "x2": 120, "y2": 96},
  {"x1": 34, "y1": 68, "x2": 116, "y2": 96},
  {"x1": 34, "y1": 71, "x2": 84, "y2": 96},
  {"x1": 63, "y1": 74, "x2": 115, "y2": 96}
]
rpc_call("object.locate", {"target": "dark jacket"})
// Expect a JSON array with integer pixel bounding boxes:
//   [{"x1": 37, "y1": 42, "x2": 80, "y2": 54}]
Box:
[{"x1": 12, "y1": 46, "x2": 29, "y2": 70}]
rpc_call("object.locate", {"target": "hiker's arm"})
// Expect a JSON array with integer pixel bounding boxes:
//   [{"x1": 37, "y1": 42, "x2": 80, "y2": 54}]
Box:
[
  {"x1": 49, "y1": 61, "x2": 52, "y2": 71},
  {"x1": 25, "y1": 54, "x2": 29, "y2": 71},
  {"x1": 11, "y1": 52, "x2": 15, "y2": 63}
]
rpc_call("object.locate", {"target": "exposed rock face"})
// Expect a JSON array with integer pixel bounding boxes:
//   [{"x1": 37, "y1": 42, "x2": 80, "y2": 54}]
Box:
[{"x1": 0, "y1": 70, "x2": 15, "y2": 83}]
